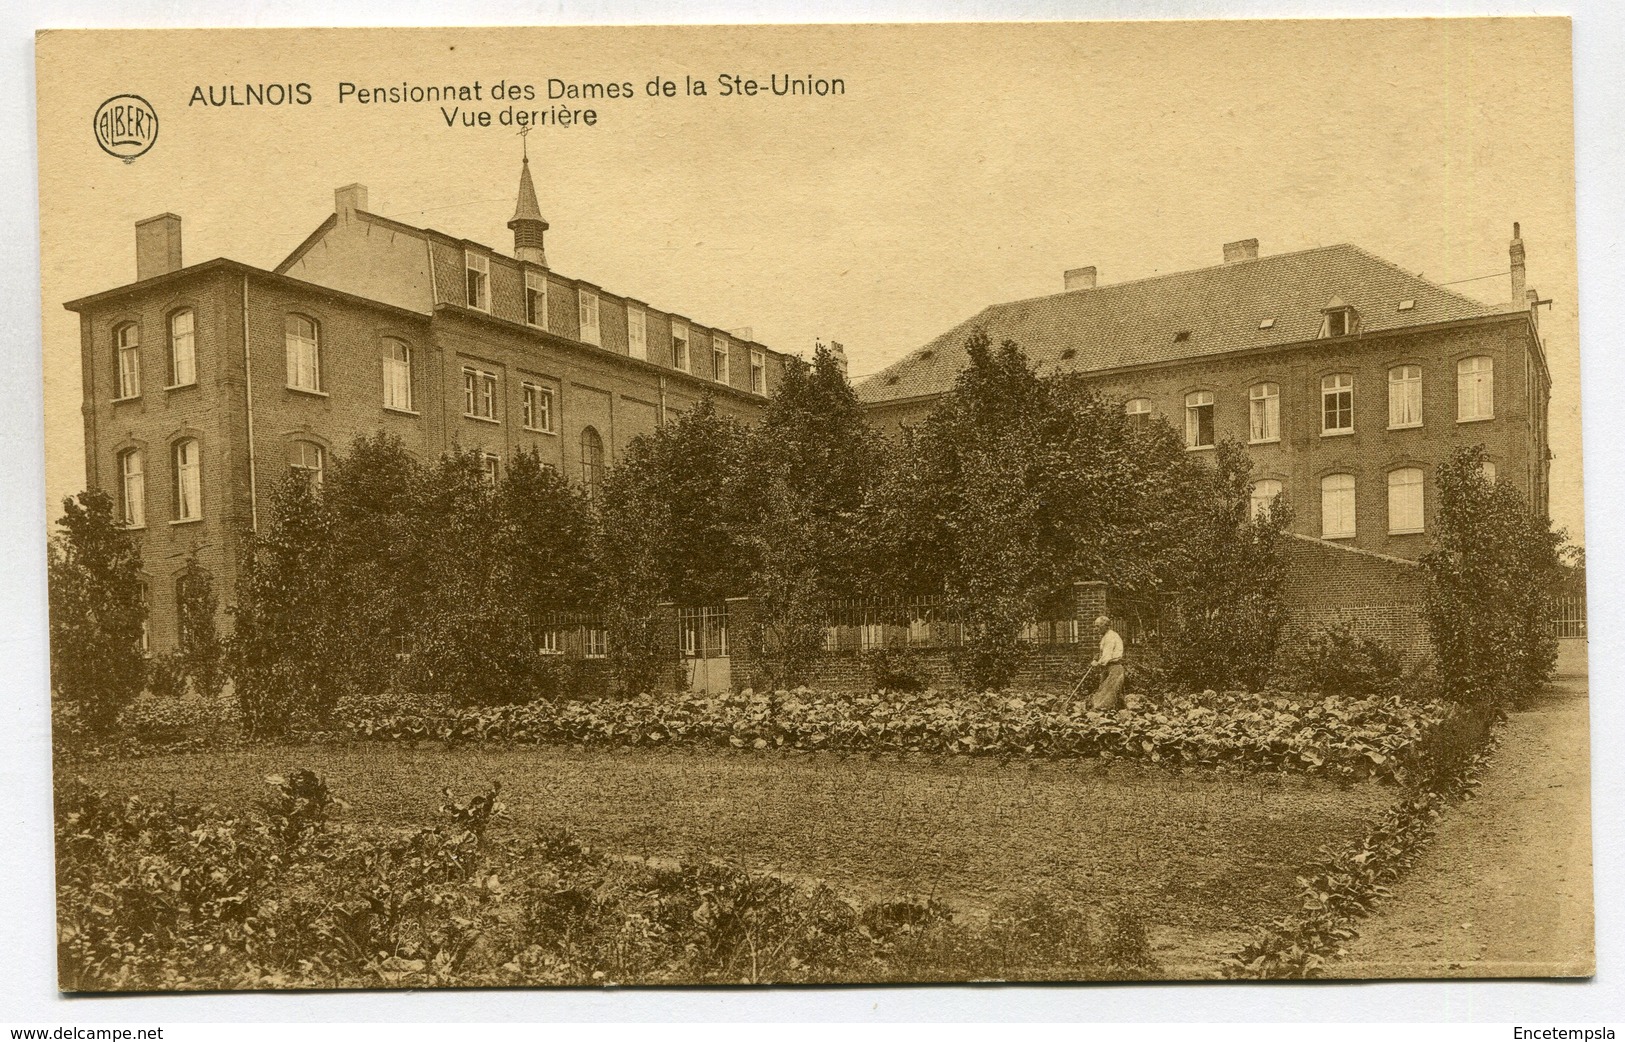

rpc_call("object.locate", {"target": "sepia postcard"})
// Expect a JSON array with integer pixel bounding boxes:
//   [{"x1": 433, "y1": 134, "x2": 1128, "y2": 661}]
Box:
[{"x1": 34, "y1": 20, "x2": 1591, "y2": 991}]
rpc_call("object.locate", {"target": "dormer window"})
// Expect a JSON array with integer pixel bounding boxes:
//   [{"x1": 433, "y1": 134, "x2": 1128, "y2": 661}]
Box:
[
  {"x1": 1319, "y1": 297, "x2": 1359, "y2": 338},
  {"x1": 465, "y1": 251, "x2": 489, "y2": 312},
  {"x1": 578, "y1": 290, "x2": 601, "y2": 346}
]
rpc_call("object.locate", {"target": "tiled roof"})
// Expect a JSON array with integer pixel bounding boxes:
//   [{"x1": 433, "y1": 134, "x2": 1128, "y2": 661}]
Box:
[{"x1": 856, "y1": 244, "x2": 1511, "y2": 404}]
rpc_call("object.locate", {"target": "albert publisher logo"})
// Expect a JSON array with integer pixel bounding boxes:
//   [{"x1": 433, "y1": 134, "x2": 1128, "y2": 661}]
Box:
[{"x1": 93, "y1": 94, "x2": 158, "y2": 163}]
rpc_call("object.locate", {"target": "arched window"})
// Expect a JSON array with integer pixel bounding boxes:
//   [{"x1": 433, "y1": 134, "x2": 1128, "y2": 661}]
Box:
[
  {"x1": 168, "y1": 309, "x2": 196, "y2": 387},
  {"x1": 1124, "y1": 398, "x2": 1152, "y2": 427},
  {"x1": 1184, "y1": 390, "x2": 1215, "y2": 449},
  {"x1": 1248, "y1": 382, "x2": 1279, "y2": 443},
  {"x1": 1388, "y1": 468, "x2": 1424, "y2": 534},
  {"x1": 1457, "y1": 356, "x2": 1493, "y2": 421},
  {"x1": 1388, "y1": 365, "x2": 1422, "y2": 429},
  {"x1": 580, "y1": 426, "x2": 604, "y2": 499},
  {"x1": 382, "y1": 338, "x2": 413, "y2": 411},
  {"x1": 1481, "y1": 460, "x2": 1498, "y2": 483},
  {"x1": 118, "y1": 448, "x2": 145, "y2": 527},
  {"x1": 172, "y1": 438, "x2": 202, "y2": 520},
  {"x1": 115, "y1": 323, "x2": 141, "y2": 399},
  {"x1": 1321, "y1": 373, "x2": 1354, "y2": 434},
  {"x1": 285, "y1": 314, "x2": 321, "y2": 392},
  {"x1": 291, "y1": 440, "x2": 325, "y2": 486},
  {"x1": 1320, "y1": 473, "x2": 1356, "y2": 539},
  {"x1": 1250, "y1": 479, "x2": 1282, "y2": 521}
]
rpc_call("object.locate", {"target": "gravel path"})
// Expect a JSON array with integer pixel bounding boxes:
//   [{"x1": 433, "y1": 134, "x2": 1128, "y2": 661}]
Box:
[{"x1": 1329, "y1": 641, "x2": 1595, "y2": 978}]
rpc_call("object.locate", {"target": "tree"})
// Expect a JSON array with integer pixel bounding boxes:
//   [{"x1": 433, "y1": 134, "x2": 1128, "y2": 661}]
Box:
[
  {"x1": 1423, "y1": 445, "x2": 1563, "y2": 709},
  {"x1": 47, "y1": 489, "x2": 147, "y2": 734},
  {"x1": 596, "y1": 398, "x2": 753, "y2": 693},
  {"x1": 175, "y1": 553, "x2": 225, "y2": 699},
  {"x1": 740, "y1": 346, "x2": 881, "y2": 687},
  {"x1": 1158, "y1": 441, "x2": 1290, "y2": 691},
  {"x1": 230, "y1": 475, "x2": 339, "y2": 737}
]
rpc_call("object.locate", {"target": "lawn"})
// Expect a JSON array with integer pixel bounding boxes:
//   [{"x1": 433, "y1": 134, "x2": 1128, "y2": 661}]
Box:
[{"x1": 76, "y1": 743, "x2": 1393, "y2": 973}]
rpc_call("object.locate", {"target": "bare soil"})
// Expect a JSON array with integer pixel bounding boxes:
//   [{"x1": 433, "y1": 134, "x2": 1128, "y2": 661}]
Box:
[
  {"x1": 1328, "y1": 640, "x2": 1595, "y2": 979},
  {"x1": 73, "y1": 743, "x2": 1392, "y2": 978}
]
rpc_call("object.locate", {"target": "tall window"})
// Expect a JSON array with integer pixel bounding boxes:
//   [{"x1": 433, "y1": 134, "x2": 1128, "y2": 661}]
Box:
[
  {"x1": 115, "y1": 323, "x2": 141, "y2": 399},
  {"x1": 712, "y1": 334, "x2": 730, "y2": 385},
  {"x1": 168, "y1": 310, "x2": 196, "y2": 387},
  {"x1": 1321, "y1": 373, "x2": 1353, "y2": 434},
  {"x1": 1125, "y1": 398, "x2": 1152, "y2": 427},
  {"x1": 1388, "y1": 467, "x2": 1424, "y2": 534},
  {"x1": 524, "y1": 270, "x2": 547, "y2": 329},
  {"x1": 584, "y1": 627, "x2": 608, "y2": 659},
  {"x1": 579, "y1": 290, "x2": 601, "y2": 346},
  {"x1": 1248, "y1": 382, "x2": 1279, "y2": 443},
  {"x1": 1457, "y1": 356, "x2": 1493, "y2": 421},
  {"x1": 672, "y1": 323, "x2": 690, "y2": 372},
  {"x1": 1320, "y1": 473, "x2": 1356, "y2": 539},
  {"x1": 580, "y1": 426, "x2": 604, "y2": 499},
  {"x1": 291, "y1": 441, "x2": 325, "y2": 486},
  {"x1": 172, "y1": 438, "x2": 201, "y2": 521},
  {"x1": 627, "y1": 308, "x2": 647, "y2": 360},
  {"x1": 522, "y1": 382, "x2": 554, "y2": 432},
  {"x1": 1250, "y1": 479, "x2": 1282, "y2": 521},
  {"x1": 138, "y1": 581, "x2": 150, "y2": 654},
  {"x1": 1184, "y1": 390, "x2": 1215, "y2": 449},
  {"x1": 462, "y1": 367, "x2": 497, "y2": 420},
  {"x1": 383, "y1": 339, "x2": 413, "y2": 411},
  {"x1": 465, "y1": 251, "x2": 489, "y2": 312},
  {"x1": 481, "y1": 453, "x2": 500, "y2": 488},
  {"x1": 1482, "y1": 460, "x2": 1498, "y2": 483},
  {"x1": 1388, "y1": 365, "x2": 1422, "y2": 429},
  {"x1": 285, "y1": 315, "x2": 320, "y2": 392},
  {"x1": 118, "y1": 448, "x2": 145, "y2": 527},
  {"x1": 750, "y1": 349, "x2": 766, "y2": 395}
]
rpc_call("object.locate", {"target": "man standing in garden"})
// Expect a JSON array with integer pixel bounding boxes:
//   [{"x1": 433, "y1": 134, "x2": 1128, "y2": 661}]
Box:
[{"x1": 1089, "y1": 615, "x2": 1126, "y2": 710}]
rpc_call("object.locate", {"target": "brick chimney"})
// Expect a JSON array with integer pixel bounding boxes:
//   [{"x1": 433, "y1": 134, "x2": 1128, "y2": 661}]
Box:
[
  {"x1": 1510, "y1": 222, "x2": 1527, "y2": 306},
  {"x1": 1223, "y1": 238, "x2": 1259, "y2": 263},
  {"x1": 135, "y1": 214, "x2": 183, "y2": 281},
  {"x1": 335, "y1": 183, "x2": 369, "y2": 223},
  {"x1": 1064, "y1": 266, "x2": 1098, "y2": 292}
]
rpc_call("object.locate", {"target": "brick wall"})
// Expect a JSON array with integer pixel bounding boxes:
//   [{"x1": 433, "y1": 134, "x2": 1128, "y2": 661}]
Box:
[{"x1": 1278, "y1": 532, "x2": 1431, "y2": 664}]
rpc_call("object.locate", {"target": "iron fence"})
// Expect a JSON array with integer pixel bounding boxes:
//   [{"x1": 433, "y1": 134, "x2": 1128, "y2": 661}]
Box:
[{"x1": 1551, "y1": 594, "x2": 1587, "y2": 639}]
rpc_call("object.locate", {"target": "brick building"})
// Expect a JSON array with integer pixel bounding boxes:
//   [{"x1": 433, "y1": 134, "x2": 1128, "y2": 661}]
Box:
[
  {"x1": 67, "y1": 156, "x2": 795, "y2": 651},
  {"x1": 858, "y1": 231, "x2": 1553, "y2": 562}
]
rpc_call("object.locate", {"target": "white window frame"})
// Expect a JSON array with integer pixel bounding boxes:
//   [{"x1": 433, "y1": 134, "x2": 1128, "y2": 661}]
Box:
[
  {"x1": 672, "y1": 322, "x2": 690, "y2": 372},
  {"x1": 524, "y1": 270, "x2": 548, "y2": 330},
  {"x1": 538, "y1": 629, "x2": 561, "y2": 655},
  {"x1": 1248, "y1": 382, "x2": 1279, "y2": 443},
  {"x1": 462, "y1": 366, "x2": 498, "y2": 421},
  {"x1": 115, "y1": 323, "x2": 141, "y2": 400},
  {"x1": 291, "y1": 441, "x2": 325, "y2": 486},
  {"x1": 1320, "y1": 473, "x2": 1356, "y2": 539},
  {"x1": 383, "y1": 339, "x2": 414, "y2": 412},
  {"x1": 119, "y1": 448, "x2": 145, "y2": 528},
  {"x1": 1457, "y1": 356, "x2": 1494, "y2": 422},
  {"x1": 138, "y1": 581, "x2": 150, "y2": 654},
  {"x1": 578, "y1": 289, "x2": 601, "y2": 346},
  {"x1": 465, "y1": 250, "x2": 490, "y2": 312},
  {"x1": 584, "y1": 627, "x2": 608, "y2": 659},
  {"x1": 285, "y1": 315, "x2": 321, "y2": 393},
  {"x1": 627, "y1": 307, "x2": 647, "y2": 361},
  {"x1": 1388, "y1": 365, "x2": 1423, "y2": 429},
  {"x1": 1482, "y1": 460, "x2": 1498, "y2": 483},
  {"x1": 1321, "y1": 373, "x2": 1354, "y2": 435},
  {"x1": 1184, "y1": 390, "x2": 1215, "y2": 449},
  {"x1": 522, "y1": 381, "x2": 555, "y2": 433},
  {"x1": 481, "y1": 453, "x2": 500, "y2": 488},
  {"x1": 1320, "y1": 308, "x2": 1356, "y2": 338},
  {"x1": 712, "y1": 333, "x2": 730, "y2": 385},
  {"x1": 168, "y1": 310, "x2": 196, "y2": 388},
  {"x1": 1387, "y1": 467, "x2": 1424, "y2": 535},
  {"x1": 750, "y1": 349, "x2": 766, "y2": 395},
  {"x1": 580, "y1": 426, "x2": 605, "y2": 499},
  {"x1": 172, "y1": 438, "x2": 202, "y2": 522},
  {"x1": 1250, "y1": 479, "x2": 1282, "y2": 522},
  {"x1": 1124, "y1": 398, "x2": 1152, "y2": 425}
]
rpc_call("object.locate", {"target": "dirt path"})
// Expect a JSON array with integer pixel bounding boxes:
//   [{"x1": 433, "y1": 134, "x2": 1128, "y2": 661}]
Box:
[{"x1": 1328, "y1": 641, "x2": 1595, "y2": 978}]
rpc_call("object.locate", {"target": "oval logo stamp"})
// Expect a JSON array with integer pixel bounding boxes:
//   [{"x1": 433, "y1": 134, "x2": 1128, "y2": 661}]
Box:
[{"x1": 93, "y1": 94, "x2": 159, "y2": 162}]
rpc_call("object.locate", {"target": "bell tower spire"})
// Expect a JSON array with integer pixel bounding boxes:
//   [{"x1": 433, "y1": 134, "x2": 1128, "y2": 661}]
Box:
[{"x1": 508, "y1": 133, "x2": 548, "y2": 267}]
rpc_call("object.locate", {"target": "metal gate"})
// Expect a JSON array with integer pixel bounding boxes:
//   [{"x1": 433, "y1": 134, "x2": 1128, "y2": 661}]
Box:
[{"x1": 679, "y1": 605, "x2": 731, "y2": 693}]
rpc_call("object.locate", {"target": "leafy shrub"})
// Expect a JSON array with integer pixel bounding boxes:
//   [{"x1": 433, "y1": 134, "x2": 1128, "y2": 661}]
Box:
[
  {"x1": 262, "y1": 769, "x2": 338, "y2": 846},
  {"x1": 1272, "y1": 621, "x2": 1406, "y2": 700},
  {"x1": 863, "y1": 645, "x2": 930, "y2": 693},
  {"x1": 145, "y1": 652, "x2": 189, "y2": 701},
  {"x1": 117, "y1": 692, "x2": 239, "y2": 750}
]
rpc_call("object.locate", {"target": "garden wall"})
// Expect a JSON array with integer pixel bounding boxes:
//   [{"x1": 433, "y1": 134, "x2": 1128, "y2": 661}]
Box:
[{"x1": 1278, "y1": 533, "x2": 1430, "y2": 665}]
